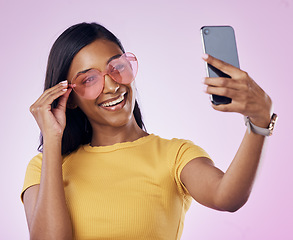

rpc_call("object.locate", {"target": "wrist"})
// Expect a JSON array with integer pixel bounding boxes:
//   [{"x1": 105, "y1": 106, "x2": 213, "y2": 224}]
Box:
[
  {"x1": 249, "y1": 115, "x2": 271, "y2": 128},
  {"x1": 244, "y1": 113, "x2": 278, "y2": 137},
  {"x1": 43, "y1": 135, "x2": 63, "y2": 146},
  {"x1": 248, "y1": 107, "x2": 272, "y2": 128}
]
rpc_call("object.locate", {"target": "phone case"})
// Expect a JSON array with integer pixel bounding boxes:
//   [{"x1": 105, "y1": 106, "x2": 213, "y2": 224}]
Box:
[{"x1": 201, "y1": 26, "x2": 240, "y2": 105}]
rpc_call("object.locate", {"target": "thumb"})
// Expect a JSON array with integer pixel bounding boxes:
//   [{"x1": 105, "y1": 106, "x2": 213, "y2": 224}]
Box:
[{"x1": 56, "y1": 88, "x2": 73, "y2": 111}]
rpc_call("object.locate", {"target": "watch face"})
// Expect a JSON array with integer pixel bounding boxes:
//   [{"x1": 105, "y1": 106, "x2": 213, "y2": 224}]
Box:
[{"x1": 269, "y1": 113, "x2": 278, "y2": 136}]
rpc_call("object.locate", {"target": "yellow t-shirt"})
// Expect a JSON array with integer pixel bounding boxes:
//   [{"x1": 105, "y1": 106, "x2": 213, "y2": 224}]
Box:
[{"x1": 21, "y1": 134, "x2": 211, "y2": 240}]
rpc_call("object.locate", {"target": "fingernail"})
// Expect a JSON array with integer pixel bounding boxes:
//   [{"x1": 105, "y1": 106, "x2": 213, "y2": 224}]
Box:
[
  {"x1": 202, "y1": 54, "x2": 208, "y2": 60},
  {"x1": 62, "y1": 88, "x2": 68, "y2": 92},
  {"x1": 60, "y1": 80, "x2": 68, "y2": 86}
]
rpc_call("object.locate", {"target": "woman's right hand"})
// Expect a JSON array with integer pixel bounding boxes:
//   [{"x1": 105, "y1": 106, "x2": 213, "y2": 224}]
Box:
[{"x1": 30, "y1": 80, "x2": 72, "y2": 139}]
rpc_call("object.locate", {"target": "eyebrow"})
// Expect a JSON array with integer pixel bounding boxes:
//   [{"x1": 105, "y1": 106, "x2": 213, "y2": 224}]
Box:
[
  {"x1": 106, "y1": 54, "x2": 122, "y2": 64},
  {"x1": 75, "y1": 54, "x2": 122, "y2": 76}
]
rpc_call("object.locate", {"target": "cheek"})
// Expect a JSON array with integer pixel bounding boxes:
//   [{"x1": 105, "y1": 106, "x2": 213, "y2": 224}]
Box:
[
  {"x1": 129, "y1": 81, "x2": 136, "y2": 103},
  {"x1": 71, "y1": 92, "x2": 94, "y2": 114}
]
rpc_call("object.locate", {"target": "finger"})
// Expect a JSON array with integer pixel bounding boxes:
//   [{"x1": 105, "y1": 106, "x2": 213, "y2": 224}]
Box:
[
  {"x1": 36, "y1": 80, "x2": 68, "y2": 102},
  {"x1": 56, "y1": 88, "x2": 73, "y2": 111},
  {"x1": 202, "y1": 54, "x2": 243, "y2": 79},
  {"x1": 210, "y1": 100, "x2": 243, "y2": 113},
  {"x1": 203, "y1": 77, "x2": 245, "y2": 90},
  {"x1": 37, "y1": 81, "x2": 69, "y2": 106},
  {"x1": 205, "y1": 85, "x2": 240, "y2": 99},
  {"x1": 42, "y1": 80, "x2": 69, "y2": 100},
  {"x1": 30, "y1": 81, "x2": 69, "y2": 115}
]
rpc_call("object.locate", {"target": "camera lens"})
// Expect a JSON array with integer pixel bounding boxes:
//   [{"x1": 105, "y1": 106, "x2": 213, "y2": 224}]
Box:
[{"x1": 204, "y1": 29, "x2": 209, "y2": 35}]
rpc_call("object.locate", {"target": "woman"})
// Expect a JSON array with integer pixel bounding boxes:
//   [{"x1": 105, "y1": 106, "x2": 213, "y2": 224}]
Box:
[{"x1": 21, "y1": 22, "x2": 275, "y2": 240}]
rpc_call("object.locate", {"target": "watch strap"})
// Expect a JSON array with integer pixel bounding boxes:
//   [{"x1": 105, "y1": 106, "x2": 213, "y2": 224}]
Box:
[{"x1": 244, "y1": 114, "x2": 277, "y2": 136}]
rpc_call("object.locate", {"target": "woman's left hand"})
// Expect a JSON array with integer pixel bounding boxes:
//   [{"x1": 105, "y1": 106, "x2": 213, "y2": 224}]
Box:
[{"x1": 202, "y1": 54, "x2": 272, "y2": 128}]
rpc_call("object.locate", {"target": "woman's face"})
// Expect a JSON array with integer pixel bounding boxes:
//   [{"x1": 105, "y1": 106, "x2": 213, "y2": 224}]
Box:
[{"x1": 67, "y1": 39, "x2": 136, "y2": 128}]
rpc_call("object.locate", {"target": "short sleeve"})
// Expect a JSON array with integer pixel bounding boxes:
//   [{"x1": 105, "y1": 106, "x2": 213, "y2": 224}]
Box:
[
  {"x1": 21, "y1": 153, "x2": 43, "y2": 203},
  {"x1": 172, "y1": 139, "x2": 212, "y2": 196}
]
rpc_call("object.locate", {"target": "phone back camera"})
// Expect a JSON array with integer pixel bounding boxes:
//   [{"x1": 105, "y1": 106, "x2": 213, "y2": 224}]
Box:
[{"x1": 204, "y1": 29, "x2": 209, "y2": 35}]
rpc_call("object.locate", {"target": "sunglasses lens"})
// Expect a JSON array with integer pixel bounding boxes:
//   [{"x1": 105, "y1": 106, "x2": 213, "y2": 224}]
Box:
[
  {"x1": 72, "y1": 69, "x2": 103, "y2": 99},
  {"x1": 108, "y1": 52, "x2": 138, "y2": 84},
  {"x1": 71, "y1": 53, "x2": 138, "y2": 99}
]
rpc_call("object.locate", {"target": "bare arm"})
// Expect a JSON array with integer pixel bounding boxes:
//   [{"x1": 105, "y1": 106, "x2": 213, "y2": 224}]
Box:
[
  {"x1": 181, "y1": 54, "x2": 272, "y2": 212},
  {"x1": 23, "y1": 81, "x2": 73, "y2": 240},
  {"x1": 181, "y1": 130, "x2": 266, "y2": 212}
]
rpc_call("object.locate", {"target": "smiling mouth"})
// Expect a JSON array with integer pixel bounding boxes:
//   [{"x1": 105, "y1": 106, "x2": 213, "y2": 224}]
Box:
[{"x1": 100, "y1": 93, "x2": 126, "y2": 107}]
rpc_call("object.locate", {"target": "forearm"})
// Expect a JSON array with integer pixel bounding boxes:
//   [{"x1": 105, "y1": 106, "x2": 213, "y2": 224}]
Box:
[
  {"x1": 214, "y1": 129, "x2": 266, "y2": 212},
  {"x1": 30, "y1": 137, "x2": 72, "y2": 240}
]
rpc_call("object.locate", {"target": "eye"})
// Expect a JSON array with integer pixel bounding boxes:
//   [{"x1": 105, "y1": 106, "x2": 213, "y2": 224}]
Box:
[
  {"x1": 111, "y1": 64, "x2": 125, "y2": 73},
  {"x1": 82, "y1": 75, "x2": 97, "y2": 85}
]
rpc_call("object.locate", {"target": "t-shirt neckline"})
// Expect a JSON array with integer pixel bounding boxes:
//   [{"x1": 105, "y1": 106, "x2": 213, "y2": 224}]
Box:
[{"x1": 82, "y1": 133, "x2": 155, "y2": 153}]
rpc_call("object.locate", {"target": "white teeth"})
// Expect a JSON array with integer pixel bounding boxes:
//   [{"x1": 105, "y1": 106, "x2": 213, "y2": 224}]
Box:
[{"x1": 101, "y1": 94, "x2": 125, "y2": 107}]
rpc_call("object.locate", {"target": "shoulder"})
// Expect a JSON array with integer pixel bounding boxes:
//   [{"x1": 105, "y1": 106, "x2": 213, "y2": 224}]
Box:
[
  {"x1": 148, "y1": 134, "x2": 211, "y2": 167},
  {"x1": 152, "y1": 134, "x2": 208, "y2": 155},
  {"x1": 149, "y1": 134, "x2": 192, "y2": 146},
  {"x1": 26, "y1": 152, "x2": 43, "y2": 168},
  {"x1": 27, "y1": 145, "x2": 83, "y2": 167}
]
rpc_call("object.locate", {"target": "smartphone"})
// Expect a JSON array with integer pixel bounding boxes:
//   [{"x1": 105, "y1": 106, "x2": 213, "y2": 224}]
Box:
[{"x1": 200, "y1": 26, "x2": 240, "y2": 105}]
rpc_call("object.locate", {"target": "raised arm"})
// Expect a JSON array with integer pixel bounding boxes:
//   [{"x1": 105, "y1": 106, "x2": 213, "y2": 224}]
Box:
[
  {"x1": 181, "y1": 54, "x2": 273, "y2": 212},
  {"x1": 23, "y1": 81, "x2": 73, "y2": 240}
]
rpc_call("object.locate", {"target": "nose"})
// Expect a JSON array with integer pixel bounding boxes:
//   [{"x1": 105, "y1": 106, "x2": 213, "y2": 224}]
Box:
[{"x1": 103, "y1": 74, "x2": 120, "y2": 94}]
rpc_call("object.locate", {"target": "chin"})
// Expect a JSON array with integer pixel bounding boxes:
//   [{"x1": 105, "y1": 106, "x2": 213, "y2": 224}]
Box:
[{"x1": 100, "y1": 96, "x2": 135, "y2": 128}]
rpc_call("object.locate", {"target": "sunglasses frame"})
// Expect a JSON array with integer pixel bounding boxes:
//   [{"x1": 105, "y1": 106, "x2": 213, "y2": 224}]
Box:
[{"x1": 71, "y1": 52, "x2": 138, "y2": 100}]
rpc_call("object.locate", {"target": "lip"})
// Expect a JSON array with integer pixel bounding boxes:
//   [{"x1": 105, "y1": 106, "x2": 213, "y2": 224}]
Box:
[
  {"x1": 98, "y1": 92, "x2": 126, "y2": 105},
  {"x1": 98, "y1": 92, "x2": 127, "y2": 111}
]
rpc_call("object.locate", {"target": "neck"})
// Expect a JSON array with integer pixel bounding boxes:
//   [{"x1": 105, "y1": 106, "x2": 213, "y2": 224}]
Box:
[{"x1": 89, "y1": 117, "x2": 148, "y2": 147}]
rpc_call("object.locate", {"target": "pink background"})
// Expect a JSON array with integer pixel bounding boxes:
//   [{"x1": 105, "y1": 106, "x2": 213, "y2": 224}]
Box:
[{"x1": 0, "y1": 0, "x2": 292, "y2": 239}]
